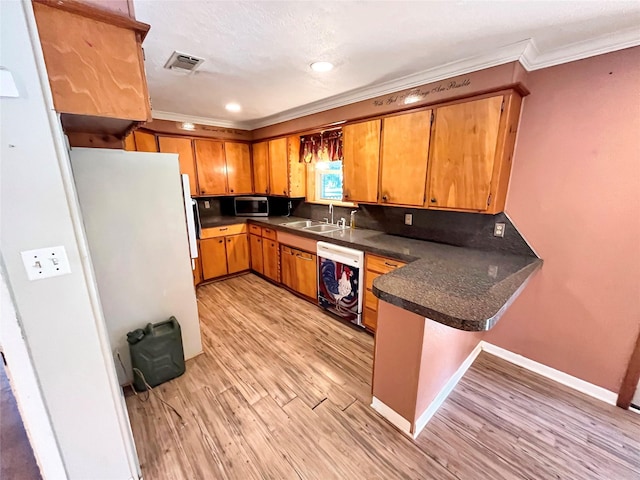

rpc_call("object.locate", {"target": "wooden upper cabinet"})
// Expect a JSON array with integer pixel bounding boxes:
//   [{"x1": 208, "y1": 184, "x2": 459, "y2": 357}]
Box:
[
  {"x1": 32, "y1": 1, "x2": 151, "y2": 136},
  {"x1": 427, "y1": 96, "x2": 503, "y2": 212},
  {"x1": 252, "y1": 142, "x2": 270, "y2": 194},
  {"x1": 158, "y1": 136, "x2": 198, "y2": 195},
  {"x1": 380, "y1": 110, "x2": 432, "y2": 206},
  {"x1": 342, "y1": 119, "x2": 381, "y2": 203},
  {"x1": 269, "y1": 138, "x2": 289, "y2": 196},
  {"x1": 225, "y1": 143, "x2": 253, "y2": 195},
  {"x1": 225, "y1": 234, "x2": 250, "y2": 274},
  {"x1": 194, "y1": 140, "x2": 227, "y2": 196},
  {"x1": 133, "y1": 131, "x2": 157, "y2": 152},
  {"x1": 287, "y1": 136, "x2": 305, "y2": 198}
]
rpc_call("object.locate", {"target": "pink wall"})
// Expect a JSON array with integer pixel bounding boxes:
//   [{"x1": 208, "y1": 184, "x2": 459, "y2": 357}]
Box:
[{"x1": 487, "y1": 47, "x2": 640, "y2": 393}]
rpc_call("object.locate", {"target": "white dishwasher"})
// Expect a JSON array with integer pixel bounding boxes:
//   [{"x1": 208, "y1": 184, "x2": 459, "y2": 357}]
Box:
[{"x1": 317, "y1": 241, "x2": 365, "y2": 326}]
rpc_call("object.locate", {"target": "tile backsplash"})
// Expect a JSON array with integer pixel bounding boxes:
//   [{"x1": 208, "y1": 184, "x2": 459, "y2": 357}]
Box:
[{"x1": 196, "y1": 196, "x2": 536, "y2": 257}]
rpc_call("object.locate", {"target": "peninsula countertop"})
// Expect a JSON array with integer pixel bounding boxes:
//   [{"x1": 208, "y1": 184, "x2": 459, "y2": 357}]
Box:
[{"x1": 199, "y1": 215, "x2": 542, "y2": 331}]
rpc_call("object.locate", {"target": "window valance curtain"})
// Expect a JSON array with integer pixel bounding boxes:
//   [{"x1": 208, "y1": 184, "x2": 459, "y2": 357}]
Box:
[{"x1": 300, "y1": 130, "x2": 343, "y2": 163}]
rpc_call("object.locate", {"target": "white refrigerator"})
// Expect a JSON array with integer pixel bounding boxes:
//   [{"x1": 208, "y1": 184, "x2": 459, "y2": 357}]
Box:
[{"x1": 70, "y1": 147, "x2": 203, "y2": 385}]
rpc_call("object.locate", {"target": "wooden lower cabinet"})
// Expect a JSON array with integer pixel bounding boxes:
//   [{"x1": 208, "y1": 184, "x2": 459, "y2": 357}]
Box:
[
  {"x1": 262, "y1": 239, "x2": 280, "y2": 282},
  {"x1": 363, "y1": 254, "x2": 406, "y2": 332},
  {"x1": 280, "y1": 245, "x2": 317, "y2": 300},
  {"x1": 200, "y1": 229, "x2": 250, "y2": 281},
  {"x1": 193, "y1": 249, "x2": 203, "y2": 286},
  {"x1": 225, "y1": 234, "x2": 249, "y2": 274},
  {"x1": 249, "y1": 234, "x2": 264, "y2": 274},
  {"x1": 294, "y1": 249, "x2": 317, "y2": 299},
  {"x1": 200, "y1": 237, "x2": 228, "y2": 280}
]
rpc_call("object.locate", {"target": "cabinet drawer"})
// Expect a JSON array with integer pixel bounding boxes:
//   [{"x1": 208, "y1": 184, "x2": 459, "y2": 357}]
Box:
[
  {"x1": 366, "y1": 254, "x2": 406, "y2": 274},
  {"x1": 249, "y1": 224, "x2": 262, "y2": 236},
  {"x1": 365, "y1": 289, "x2": 379, "y2": 311},
  {"x1": 200, "y1": 224, "x2": 247, "y2": 239},
  {"x1": 262, "y1": 227, "x2": 277, "y2": 240}
]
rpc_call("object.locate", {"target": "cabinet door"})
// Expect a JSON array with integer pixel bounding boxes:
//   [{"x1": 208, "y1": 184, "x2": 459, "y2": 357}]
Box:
[
  {"x1": 194, "y1": 139, "x2": 227, "y2": 196},
  {"x1": 262, "y1": 239, "x2": 279, "y2": 282},
  {"x1": 280, "y1": 245, "x2": 296, "y2": 290},
  {"x1": 252, "y1": 142, "x2": 269, "y2": 194},
  {"x1": 269, "y1": 138, "x2": 289, "y2": 196},
  {"x1": 133, "y1": 131, "x2": 157, "y2": 152},
  {"x1": 287, "y1": 136, "x2": 305, "y2": 197},
  {"x1": 294, "y1": 249, "x2": 317, "y2": 299},
  {"x1": 249, "y1": 234, "x2": 264, "y2": 274},
  {"x1": 342, "y1": 119, "x2": 381, "y2": 203},
  {"x1": 380, "y1": 110, "x2": 432, "y2": 206},
  {"x1": 225, "y1": 142, "x2": 253, "y2": 194},
  {"x1": 427, "y1": 96, "x2": 503, "y2": 211},
  {"x1": 200, "y1": 237, "x2": 228, "y2": 279},
  {"x1": 158, "y1": 136, "x2": 198, "y2": 195},
  {"x1": 226, "y1": 234, "x2": 250, "y2": 274},
  {"x1": 193, "y1": 255, "x2": 203, "y2": 286},
  {"x1": 124, "y1": 133, "x2": 136, "y2": 151}
]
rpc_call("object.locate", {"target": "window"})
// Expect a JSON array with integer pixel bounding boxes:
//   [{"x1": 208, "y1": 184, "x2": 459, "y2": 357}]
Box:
[{"x1": 315, "y1": 161, "x2": 343, "y2": 201}]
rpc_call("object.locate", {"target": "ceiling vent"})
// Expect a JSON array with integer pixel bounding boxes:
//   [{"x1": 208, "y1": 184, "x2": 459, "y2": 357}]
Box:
[{"x1": 163, "y1": 51, "x2": 205, "y2": 73}]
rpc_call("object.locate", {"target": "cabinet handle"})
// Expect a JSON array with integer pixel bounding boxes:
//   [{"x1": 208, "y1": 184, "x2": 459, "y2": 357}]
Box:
[
  {"x1": 384, "y1": 261, "x2": 398, "y2": 268},
  {"x1": 296, "y1": 254, "x2": 313, "y2": 261},
  {"x1": 344, "y1": 192, "x2": 349, "y2": 199},
  {"x1": 230, "y1": 189, "x2": 234, "y2": 193},
  {"x1": 218, "y1": 239, "x2": 223, "y2": 243},
  {"x1": 382, "y1": 195, "x2": 388, "y2": 202},
  {"x1": 220, "y1": 227, "x2": 228, "y2": 231},
  {"x1": 430, "y1": 198, "x2": 437, "y2": 203}
]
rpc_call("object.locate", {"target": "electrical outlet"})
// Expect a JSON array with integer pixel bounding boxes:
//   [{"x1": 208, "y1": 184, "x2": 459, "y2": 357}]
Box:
[
  {"x1": 493, "y1": 222, "x2": 505, "y2": 237},
  {"x1": 404, "y1": 213, "x2": 413, "y2": 226},
  {"x1": 204, "y1": 200, "x2": 210, "y2": 209},
  {"x1": 488, "y1": 265, "x2": 499, "y2": 278},
  {"x1": 20, "y1": 246, "x2": 71, "y2": 280}
]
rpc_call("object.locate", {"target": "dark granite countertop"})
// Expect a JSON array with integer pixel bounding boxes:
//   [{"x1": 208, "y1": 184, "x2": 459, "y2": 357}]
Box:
[{"x1": 199, "y1": 215, "x2": 542, "y2": 331}]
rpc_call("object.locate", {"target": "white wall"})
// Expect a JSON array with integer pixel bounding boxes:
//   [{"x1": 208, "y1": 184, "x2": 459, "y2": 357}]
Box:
[{"x1": 0, "y1": 2, "x2": 139, "y2": 478}]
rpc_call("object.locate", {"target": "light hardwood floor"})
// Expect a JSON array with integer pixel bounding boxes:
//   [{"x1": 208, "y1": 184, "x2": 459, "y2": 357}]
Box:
[{"x1": 126, "y1": 274, "x2": 640, "y2": 480}]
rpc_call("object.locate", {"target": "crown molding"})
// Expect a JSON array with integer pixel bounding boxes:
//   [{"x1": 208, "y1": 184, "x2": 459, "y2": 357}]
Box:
[
  {"x1": 153, "y1": 31, "x2": 640, "y2": 132},
  {"x1": 151, "y1": 110, "x2": 251, "y2": 130},
  {"x1": 247, "y1": 39, "x2": 532, "y2": 130},
  {"x1": 520, "y1": 26, "x2": 640, "y2": 71}
]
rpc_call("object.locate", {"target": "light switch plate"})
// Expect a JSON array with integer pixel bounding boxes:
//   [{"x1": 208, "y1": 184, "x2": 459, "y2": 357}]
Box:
[
  {"x1": 20, "y1": 246, "x2": 71, "y2": 281},
  {"x1": 404, "y1": 213, "x2": 413, "y2": 226}
]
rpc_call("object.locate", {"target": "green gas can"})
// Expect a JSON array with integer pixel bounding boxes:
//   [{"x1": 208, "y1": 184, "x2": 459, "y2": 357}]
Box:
[{"x1": 127, "y1": 317, "x2": 185, "y2": 392}]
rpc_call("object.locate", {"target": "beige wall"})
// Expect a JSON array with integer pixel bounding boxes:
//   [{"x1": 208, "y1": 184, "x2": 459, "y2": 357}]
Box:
[{"x1": 487, "y1": 46, "x2": 640, "y2": 393}]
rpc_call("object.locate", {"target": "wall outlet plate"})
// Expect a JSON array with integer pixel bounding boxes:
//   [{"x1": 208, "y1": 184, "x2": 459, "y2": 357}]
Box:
[
  {"x1": 20, "y1": 246, "x2": 71, "y2": 281},
  {"x1": 204, "y1": 200, "x2": 210, "y2": 209},
  {"x1": 404, "y1": 213, "x2": 413, "y2": 226},
  {"x1": 493, "y1": 222, "x2": 506, "y2": 237}
]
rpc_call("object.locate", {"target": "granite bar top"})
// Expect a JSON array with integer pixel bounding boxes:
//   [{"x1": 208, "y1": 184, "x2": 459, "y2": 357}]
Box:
[{"x1": 200, "y1": 215, "x2": 542, "y2": 331}]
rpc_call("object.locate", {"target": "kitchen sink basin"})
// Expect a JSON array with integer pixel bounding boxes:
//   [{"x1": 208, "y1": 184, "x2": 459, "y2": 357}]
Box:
[
  {"x1": 281, "y1": 220, "x2": 324, "y2": 229},
  {"x1": 303, "y1": 224, "x2": 345, "y2": 233}
]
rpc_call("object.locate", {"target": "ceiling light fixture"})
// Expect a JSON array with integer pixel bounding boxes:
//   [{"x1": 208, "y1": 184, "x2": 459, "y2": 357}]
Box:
[
  {"x1": 180, "y1": 122, "x2": 196, "y2": 131},
  {"x1": 310, "y1": 61, "x2": 334, "y2": 72},
  {"x1": 225, "y1": 103, "x2": 241, "y2": 112}
]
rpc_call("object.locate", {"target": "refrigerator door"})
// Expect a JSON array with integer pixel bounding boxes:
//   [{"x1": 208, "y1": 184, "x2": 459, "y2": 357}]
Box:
[{"x1": 70, "y1": 148, "x2": 203, "y2": 385}]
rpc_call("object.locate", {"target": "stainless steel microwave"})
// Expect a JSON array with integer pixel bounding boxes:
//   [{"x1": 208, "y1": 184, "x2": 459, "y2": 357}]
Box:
[{"x1": 234, "y1": 196, "x2": 269, "y2": 217}]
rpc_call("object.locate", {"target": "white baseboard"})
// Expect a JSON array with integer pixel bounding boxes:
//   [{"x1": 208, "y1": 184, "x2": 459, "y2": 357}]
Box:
[
  {"x1": 480, "y1": 342, "x2": 618, "y2": 406},
  {"x1": 412, "y1": 341, "x2": 483, "y2": 439},
  {"x1": 371, "y1": 397, "x2": 412, "y2": 436}
]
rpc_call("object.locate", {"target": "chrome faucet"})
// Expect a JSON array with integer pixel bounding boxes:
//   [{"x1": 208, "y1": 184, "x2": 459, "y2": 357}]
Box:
[
  {"x1": 328, "y1": 203, "x2": 334, "y2": 225},
  {"x1": 337, "y1": 218, "x2": 346, "y2": 228}
]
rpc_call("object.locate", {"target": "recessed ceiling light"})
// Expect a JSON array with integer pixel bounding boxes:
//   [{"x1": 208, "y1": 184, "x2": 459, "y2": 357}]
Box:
[
  {"x1": 225, "y1": 103, "x2": 241, "y2": 112},
  {"x1": 180, "y1": 122, "x2": 196, "y2": 131},
  {"x1": 310, "y1": 61, "x2": 334, "y2": 72}
]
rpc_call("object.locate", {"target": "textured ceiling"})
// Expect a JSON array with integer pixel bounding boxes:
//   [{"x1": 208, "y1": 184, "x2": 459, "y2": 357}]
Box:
[{"x1": 133, "y1": 0, "x2": 640, "y2": 127}]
